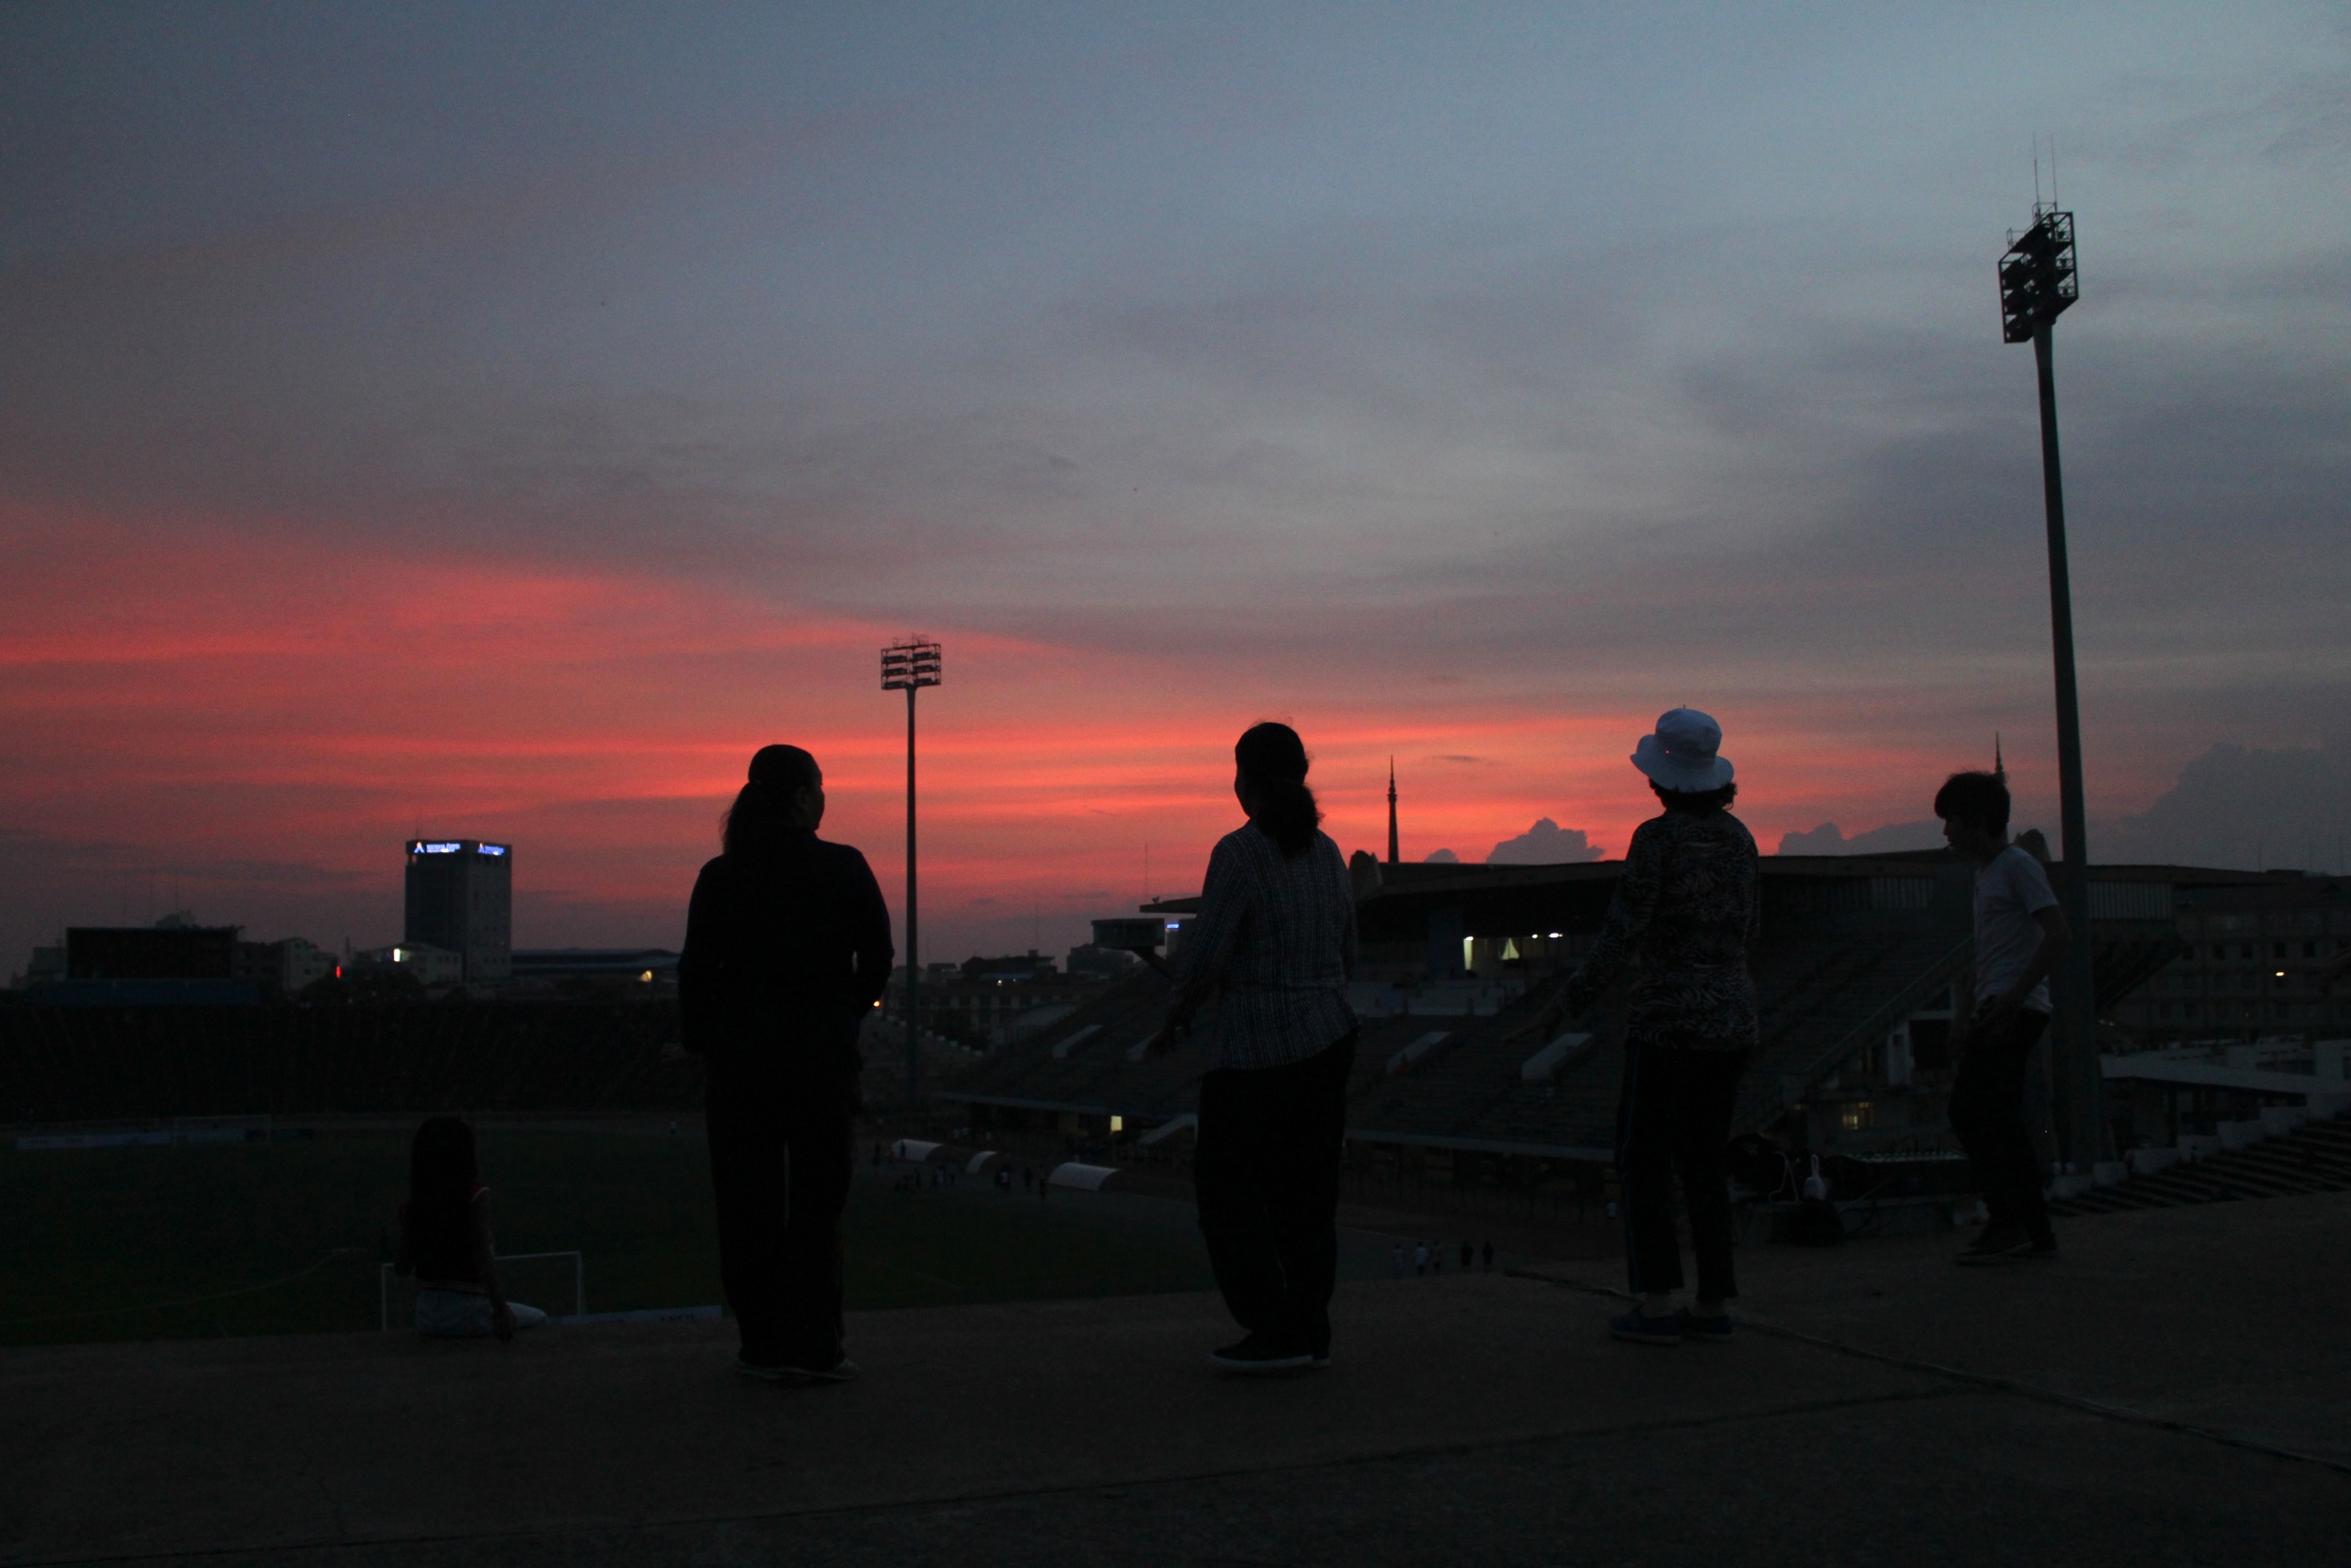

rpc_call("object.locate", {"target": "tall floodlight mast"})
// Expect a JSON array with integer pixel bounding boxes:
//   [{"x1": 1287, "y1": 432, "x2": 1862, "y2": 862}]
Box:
[
  {"x1": 881, "y1": 638, "x2": 942, "y2": 1111},
  {"x1": 1999, "y1": 204, "x2": 2104, "y2": 1167}
]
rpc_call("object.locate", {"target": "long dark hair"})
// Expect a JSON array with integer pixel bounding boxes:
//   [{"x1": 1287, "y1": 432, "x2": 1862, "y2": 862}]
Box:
[
  {"x1": 1236, "y1": 722, "x2": 1321, "y2": 858},
  {"x1": 721, "y1": 743, "x2": 819, "y2": 858},
  {"x1": 406, "y1": 1114, "x2": 477, "y2": 1256},
  {"x1": 1652, "y1": 779, "x2": 1738, "y2": 815}
]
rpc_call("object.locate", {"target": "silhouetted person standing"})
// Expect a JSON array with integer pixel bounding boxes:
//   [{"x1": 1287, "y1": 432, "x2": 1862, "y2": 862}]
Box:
[
  {"x1": 1512, "y1": 709, "x2": 1758, "y2": 1345},
  {"x1": 1144, "y1": 722, "x2": 1358, "y2": 1374},
  {"x1": 1936, "y1": 769, "x2": 2069, "y2": 1264},
  {"x1": 680, "y1": 744, "x2": 891, "y2": 1381}
]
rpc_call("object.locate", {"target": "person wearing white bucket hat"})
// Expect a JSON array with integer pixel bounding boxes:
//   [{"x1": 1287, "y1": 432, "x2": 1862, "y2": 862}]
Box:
[
  {"x1": 1630, "y1": 707, "x2": 1735, "y2": 794},
  {"x1": 1507, "y1": 708, "x2": 1760, "y2": 1345}
]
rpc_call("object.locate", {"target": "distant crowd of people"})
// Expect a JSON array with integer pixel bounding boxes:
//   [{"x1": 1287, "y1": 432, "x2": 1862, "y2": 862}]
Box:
[
  {"x1": 869, "y1": 1152, "x2": 1058, "y2": 1199},
  {"x1": 1390, "y1": 1239, "x2": 1497, "y2": 1276},
  {"x1": 394, "y1": 714, "x2": 2070, "y2": 1376}
]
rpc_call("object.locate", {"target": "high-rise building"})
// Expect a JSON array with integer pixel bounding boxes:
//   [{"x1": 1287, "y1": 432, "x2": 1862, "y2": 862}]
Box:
[{"x1": 403, "y1": 840, "x2": 512, "y2": 983}]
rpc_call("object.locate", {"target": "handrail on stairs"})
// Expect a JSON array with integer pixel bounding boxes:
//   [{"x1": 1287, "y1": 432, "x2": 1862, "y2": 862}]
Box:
[{"x1": 1733, "y1": 938, "x2": 1974, "y2": 1137}]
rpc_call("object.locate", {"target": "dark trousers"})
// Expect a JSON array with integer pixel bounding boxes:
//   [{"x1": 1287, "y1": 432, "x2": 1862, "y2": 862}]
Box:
[
  {"x1": 1949, "y1": 1008, "x2": 2053, "y2": 1242},
  {"x1": 704, "y1": 1057, "x2": 857, "y2": 1366},
  {"x1": 1615, "y1": 1042, "x2": 1746, "y2": 1301},
  {"x1": 1194, "y1": 1032, "x2": 1356, "y2": 1354}
]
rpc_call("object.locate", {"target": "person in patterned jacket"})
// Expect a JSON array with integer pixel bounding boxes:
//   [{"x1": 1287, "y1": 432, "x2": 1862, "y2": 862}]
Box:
[{"x1": 1512, "y1": 707, "x2": 1759, "y2": 1345}]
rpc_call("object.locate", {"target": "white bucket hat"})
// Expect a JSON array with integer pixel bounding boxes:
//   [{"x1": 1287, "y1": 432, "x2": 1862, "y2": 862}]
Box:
[{"x1": 1631, "y1": 708, "x2": 1734, "y2": 793}]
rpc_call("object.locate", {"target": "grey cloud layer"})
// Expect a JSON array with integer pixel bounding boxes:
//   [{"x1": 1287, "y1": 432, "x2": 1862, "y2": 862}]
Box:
[
  {"x1": 4, "y1": 1, "x2": 2347, "y2": 877},
  {"x1": 2101, "y1": 741, "x2": 2351, "y2": 872}
]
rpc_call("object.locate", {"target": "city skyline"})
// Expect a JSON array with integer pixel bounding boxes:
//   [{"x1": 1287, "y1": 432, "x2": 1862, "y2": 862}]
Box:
[{"x1": 5, "y1": 3, "x2": 2348, "y2": 964}]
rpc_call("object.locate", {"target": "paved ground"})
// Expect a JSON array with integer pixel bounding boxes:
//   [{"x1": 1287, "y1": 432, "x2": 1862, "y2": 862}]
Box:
[{"x1": 4, "y1": 1193, "x2": 2344, "y2": 1566}]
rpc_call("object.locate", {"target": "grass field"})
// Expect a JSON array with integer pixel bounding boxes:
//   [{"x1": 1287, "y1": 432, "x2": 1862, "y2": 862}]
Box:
[{"x1": 0, "y1": 1129, "x2": 1215, "y2": 1346}]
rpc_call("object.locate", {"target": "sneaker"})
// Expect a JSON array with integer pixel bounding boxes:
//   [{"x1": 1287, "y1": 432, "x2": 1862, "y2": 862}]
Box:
[
  {"x1": 1209, "y1": 1334, "x2": 1313, "y2": 1374},
  {"x1": 2025, "y1": 1234, "x2": 2057, "y2": 1260},
  {"x1": 734, "y1": 1354, "x2": 791, "y2": 1381},
  {"x1": 1609, "y1": 1308, "x2": 1683, "y2": 1345},
  {"x1": 1956, "y1": 1228, "x2": 2033, "y2": 1265},
  {"x1": 1677, "y1": 1310, "x2": 1733, "y2": 1343},
  {"x1": 780, "y1": 1354, "x2": 859, "y2": 1383}
]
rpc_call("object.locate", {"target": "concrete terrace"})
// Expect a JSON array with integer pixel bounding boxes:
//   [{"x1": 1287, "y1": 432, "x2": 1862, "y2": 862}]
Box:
[{"x1": 5, "y1": 1194, "x2": 2346, "y2": 1567}]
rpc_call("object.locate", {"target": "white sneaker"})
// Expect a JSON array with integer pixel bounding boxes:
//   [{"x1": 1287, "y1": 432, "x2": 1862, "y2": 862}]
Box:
[{"x1": 782, "y1": 1355, "x2": 859, "y2": 1383}]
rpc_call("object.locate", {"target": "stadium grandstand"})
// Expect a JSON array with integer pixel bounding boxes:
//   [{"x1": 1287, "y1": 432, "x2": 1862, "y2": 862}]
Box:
[
  {"x1": 5, "y1": 857, "x2": 2337, "y2": 1154},
  {"x1": 943, "y1": 854, "x2": 2301, "y2": 1171}
]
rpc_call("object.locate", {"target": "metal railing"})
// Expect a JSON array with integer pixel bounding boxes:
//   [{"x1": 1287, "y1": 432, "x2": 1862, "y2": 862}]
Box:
[{"x1": 1734, "y1": 939, "x2": 1975, "y2": 1137}]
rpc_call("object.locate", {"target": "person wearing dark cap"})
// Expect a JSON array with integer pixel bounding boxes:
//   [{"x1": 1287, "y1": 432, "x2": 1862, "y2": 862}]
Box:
[
  {"x1": 680, "y1": 745, "x2": 893, "y2": 1382},
  {"x1": 1141, "y1": 722, "x2": 1359, "y2": 1374},
  {"x1": 1508, "y1": 708, "x2": 1759, "y2": 1345}
]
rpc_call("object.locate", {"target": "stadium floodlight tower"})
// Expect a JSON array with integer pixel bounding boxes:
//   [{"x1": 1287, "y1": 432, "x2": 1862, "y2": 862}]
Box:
[
  {"x1": 1999, "y1": 201, "x2": 2104, "y2": 1168},
  {"x1": 882, "y1": 637, "x2": 942, "y2": 1111}
]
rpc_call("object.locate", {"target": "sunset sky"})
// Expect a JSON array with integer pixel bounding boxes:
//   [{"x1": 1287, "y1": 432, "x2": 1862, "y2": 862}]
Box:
[{"x1": 5, "y1": 3, "x2": 2349, "y2": 970}]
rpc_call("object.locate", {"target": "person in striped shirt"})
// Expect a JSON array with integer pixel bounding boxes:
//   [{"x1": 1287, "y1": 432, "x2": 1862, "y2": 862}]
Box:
[{"x1": 1143, "y1": 722, "x2": 1359, "y2": 1374}]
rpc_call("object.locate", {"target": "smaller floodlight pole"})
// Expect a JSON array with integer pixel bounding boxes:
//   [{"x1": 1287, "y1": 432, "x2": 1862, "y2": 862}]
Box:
[
  {"x1": 882, "y1": 638, "x2": 942, "y2": 1112},
  {"x1": 1999, "y1": 205, "x2": 2104, "y2": 1167}
]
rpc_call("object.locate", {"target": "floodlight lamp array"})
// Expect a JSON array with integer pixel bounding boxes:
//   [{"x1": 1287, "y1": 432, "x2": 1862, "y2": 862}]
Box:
[
  {"x1": 881, "y1": 638, "x2": 942, "y2": 690},
  {"x1": 1999, "y1": 207, "x2": 2077, "y2": 344}
]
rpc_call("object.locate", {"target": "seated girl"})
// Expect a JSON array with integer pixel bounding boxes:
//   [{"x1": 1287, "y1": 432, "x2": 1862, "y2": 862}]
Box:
[{"x1": 394, "y1": 1115, "x2": 547, "y2": 1340}]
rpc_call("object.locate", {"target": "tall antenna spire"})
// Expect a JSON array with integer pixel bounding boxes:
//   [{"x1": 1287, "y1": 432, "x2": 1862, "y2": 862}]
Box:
[
  {"x1": 1994, "y1": 732, "x2": 2005, "y2": 777},
  {"x1": 1386, "y1": 757, "x2": 1400, "y2": 868}
]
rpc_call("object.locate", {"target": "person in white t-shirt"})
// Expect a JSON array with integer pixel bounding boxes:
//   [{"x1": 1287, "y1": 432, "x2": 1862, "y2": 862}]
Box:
[{"x1": 1934, "y1": 770, "x2": 2072, "y2": 1264}]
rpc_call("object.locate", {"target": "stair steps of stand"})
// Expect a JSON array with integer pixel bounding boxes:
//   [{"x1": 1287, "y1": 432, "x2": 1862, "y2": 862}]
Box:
[{"x1": 2047, "y1": 1113, "x2": 2351, "y2": 1216}]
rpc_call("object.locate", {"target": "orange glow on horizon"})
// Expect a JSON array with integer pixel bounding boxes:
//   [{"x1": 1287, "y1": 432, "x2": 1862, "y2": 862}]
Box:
[{"x1": 3, "y1": 502, "x2": 2042, "y2": 953}]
